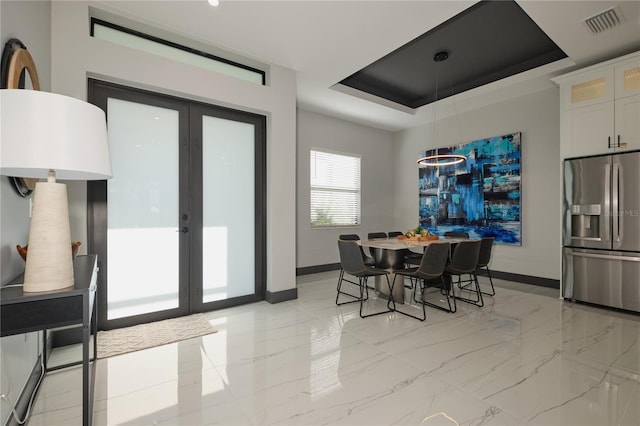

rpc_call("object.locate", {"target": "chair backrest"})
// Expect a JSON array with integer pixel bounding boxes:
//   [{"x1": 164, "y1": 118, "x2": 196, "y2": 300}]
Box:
[
  {"x1": 416, "y1": 242, "x2": 450, "y2": 277},
  {"x1": 339, "y1": 234, "x2": 361, "y2": 241},
  {"x1": 338, "y1": 240, "x2": 367, "y2": 274},
  {"x1": 387, "y1": 231, "x2": 403, "y2": 237},
  {"x1": 368, "y1": 232, "x2": 387, "y2": 239},
  {"x1": 448, "y1": 240, "x2": 481, "y2": 273},
  {"x1": 477, "y1": 237, "x2": 494, "y2": 267},
  {"x1": 444, "y1": 231, "x2": 469, "y2": 238}
]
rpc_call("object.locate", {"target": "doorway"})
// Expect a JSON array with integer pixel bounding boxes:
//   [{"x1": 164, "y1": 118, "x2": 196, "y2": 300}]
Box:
[{"x1": 88, "y1": 80, "x2": 266, "y2": 330}]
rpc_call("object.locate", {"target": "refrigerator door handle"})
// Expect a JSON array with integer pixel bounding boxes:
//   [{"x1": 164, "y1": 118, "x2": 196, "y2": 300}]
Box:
[
  {"x1": 604, "y1": 164, "x2": 611, "y2": 243},
  {"x1": 566, "y1": 251, "x2": 640, "y2": 262},
  {"x1": 613, "y1": 162, "x2": 621, "y2": 243},
  {"x1": 571, "y1": 236, "x2": 602, "y2": 241}
]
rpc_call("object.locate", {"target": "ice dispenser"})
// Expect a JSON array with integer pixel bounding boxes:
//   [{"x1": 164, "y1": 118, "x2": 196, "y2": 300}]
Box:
[{"x1": 570, "y1": 204, "x2": 601, "y2": 240}]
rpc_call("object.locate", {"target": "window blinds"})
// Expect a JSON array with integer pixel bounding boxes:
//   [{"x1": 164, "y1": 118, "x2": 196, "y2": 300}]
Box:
[{"x1": 310, "y1": 150, "x2": 361, "y2": 227}]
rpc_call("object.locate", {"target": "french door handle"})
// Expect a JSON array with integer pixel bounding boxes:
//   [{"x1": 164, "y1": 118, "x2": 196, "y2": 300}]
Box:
[{"x1": 177, "y1": 226, "x2": 189, "y2": 233}]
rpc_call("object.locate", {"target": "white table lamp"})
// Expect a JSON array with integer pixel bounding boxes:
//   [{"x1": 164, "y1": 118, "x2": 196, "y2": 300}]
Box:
[{"x1": 1, "y1": 89, "x2": 111, "y2": 292}]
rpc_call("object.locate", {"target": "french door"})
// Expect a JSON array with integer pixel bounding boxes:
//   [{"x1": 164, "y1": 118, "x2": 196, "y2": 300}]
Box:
[{"x1": 88, "y1": 80, "x2": 265, "y2": 330}]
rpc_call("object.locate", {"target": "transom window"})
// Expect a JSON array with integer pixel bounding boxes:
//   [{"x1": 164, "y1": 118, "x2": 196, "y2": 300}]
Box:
[
  {"x1": 90, "y1": 18, "x2": 265, "y2": 85},
  {"x1": 310, "y1": 150, "x2": 361, "y2": 227}
]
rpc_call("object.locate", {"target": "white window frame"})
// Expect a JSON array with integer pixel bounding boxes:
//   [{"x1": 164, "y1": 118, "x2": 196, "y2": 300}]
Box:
[{"x1": 310, "y1": 149, "x2": 361, "y2": 228}]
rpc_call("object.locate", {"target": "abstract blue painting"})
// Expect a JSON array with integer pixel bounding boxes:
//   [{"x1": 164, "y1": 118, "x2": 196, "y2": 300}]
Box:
[{"x1": 418, "y1": 132, "x2": 521, "y2": 245}]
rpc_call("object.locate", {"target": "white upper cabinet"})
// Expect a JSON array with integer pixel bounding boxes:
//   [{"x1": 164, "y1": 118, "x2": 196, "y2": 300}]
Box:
[
  {"x1": 564, "y1": 102, "x2": 614, "y2": 158},
  {"x1": 561, "y1": 67, "x2": 614, "y2": 110},
  {"x1": 615, "y1": 57, "x2": 640, "y2": 99},
  {"x1": 554, "y1": 51, "x2": 640, "y2": 158}
]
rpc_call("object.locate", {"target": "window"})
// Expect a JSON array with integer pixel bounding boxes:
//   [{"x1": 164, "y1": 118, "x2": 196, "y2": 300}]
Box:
[
  {"x1": 310, "y1": 150, "x2": 361, "y2": 227},
  {"x1": 90, "y1": 18, "x2": 265, "y2": 85}
]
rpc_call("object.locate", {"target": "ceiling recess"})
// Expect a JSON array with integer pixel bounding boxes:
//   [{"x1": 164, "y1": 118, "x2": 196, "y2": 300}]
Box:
[
  {"x1": 338, "y1": 0, "x2": 567, "y2": 109},
  {"x1": 583, "y1": 6, "x2": 624, "y2": 35}
]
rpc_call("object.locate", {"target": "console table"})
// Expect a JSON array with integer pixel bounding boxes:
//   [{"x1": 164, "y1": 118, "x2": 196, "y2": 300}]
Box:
[{"x1": 1, "y1": 255, "x2": 98, "y2": 426}]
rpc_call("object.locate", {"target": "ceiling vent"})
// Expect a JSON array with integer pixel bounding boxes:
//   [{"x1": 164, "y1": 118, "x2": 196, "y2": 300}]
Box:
[{"x1": 583, "y1": 6, "x2": 624, "y2": 34}]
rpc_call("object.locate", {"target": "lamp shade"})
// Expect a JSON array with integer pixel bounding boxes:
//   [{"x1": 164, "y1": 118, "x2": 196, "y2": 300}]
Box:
[
  {"x1": 1, "y1": 89, "x2": 110, "y2": 292},
  {"x1": 0, "y1": 89, "x2": 111, "y2": 180}
]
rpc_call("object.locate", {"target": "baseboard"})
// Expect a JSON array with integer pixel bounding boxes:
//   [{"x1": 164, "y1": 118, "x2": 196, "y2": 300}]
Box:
[
  {"x1": 265, "y1": 288, "x2": 298, "y2": 303},
  {"x1": 296, "y1": 263, "x2": 560, "y2": 289},
  {"x1": 296, "y1": 263, "x2": 340, "y2": 276},
  {"x1": 476, "y1": 269, "x2": 560, "y2": 288}
]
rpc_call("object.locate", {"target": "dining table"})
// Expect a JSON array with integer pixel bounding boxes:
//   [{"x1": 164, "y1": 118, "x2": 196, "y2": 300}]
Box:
[{"x1": 358, "y1": 237, "x2": 465, "y2": 303}]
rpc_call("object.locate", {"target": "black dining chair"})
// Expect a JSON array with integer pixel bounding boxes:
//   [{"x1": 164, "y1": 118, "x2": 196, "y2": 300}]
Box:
[
  {"x1": 445, "y1": 239, "x2": 483, "y2": 307},
  {"x1": 336, "y1": 240, "x2": 393, "y2": 318},
  {"x1": 367, "y1": 232, "x2": 388, "y2": 239},
  {"x1": 339, "y1": 234, "x2": 375, "y2": 266},
  {"x1": 391, "y1": 242, "x2": 451, "y2": 320},
  {"x1": 387, "y1": 231, "x2": 403, "y2": 238},
  {"x1": 459, "y1": 237, "x2": 496, "y2": 296},
  {"x1": 444, "y1": 231, "x2": 469, "y2": 238}
]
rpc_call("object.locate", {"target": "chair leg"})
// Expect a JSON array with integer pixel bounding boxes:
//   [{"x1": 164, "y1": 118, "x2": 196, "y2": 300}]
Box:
[
  {"x1": 451, "y1": 273, "x2": 484, "y2": 307},
  {"x1": 336, "y1": 269, "x2": 367, "y2": 306},
  {"x1": 461, "y1": 268, "x2": 495, "y2": 297},
  {"x1": 458, "y1": 274, "x2": 473, "y2": 290},
  {"x1": 480, "y1": 267, "x2": 496, "y2": 296},
  {"x1": 388, "y1": 274, "x2": 425, "y2": 321},
  {"x1": 419, "y1": 276, "x2": 456, "y2": 314},
  {"x1": 359, "y1": 275, "x2": 394, "y2": 318},
  {"x1": 441, "y1": 276, "x2": 457, "y2": 313}
]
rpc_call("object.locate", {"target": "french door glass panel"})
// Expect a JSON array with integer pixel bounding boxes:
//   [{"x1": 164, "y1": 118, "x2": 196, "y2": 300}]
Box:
[
  {"x1": 202, "y1": 116, "x2": 255, "y2": 303},
  {"x1": 106, "y1": 98, "x2": 180, "y2": 319}
]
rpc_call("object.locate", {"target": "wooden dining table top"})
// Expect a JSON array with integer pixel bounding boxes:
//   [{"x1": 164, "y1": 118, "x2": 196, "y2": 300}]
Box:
[{"x1": 358, "y1": 237, "x2": 466, "y2": 250}]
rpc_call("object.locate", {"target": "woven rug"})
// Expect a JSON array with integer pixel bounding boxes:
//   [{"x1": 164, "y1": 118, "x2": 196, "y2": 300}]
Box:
[{"x1": 97, "y1": 313, "x2": 217, "y2": 359}]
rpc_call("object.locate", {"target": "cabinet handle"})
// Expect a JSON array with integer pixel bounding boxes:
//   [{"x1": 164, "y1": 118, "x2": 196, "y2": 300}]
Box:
[
  {"x1": 607, "y1": 136, "x2": 612, "y2": 148},
  {"x1": 617, "y1": 135, "x2": 627, "y2": 149}
]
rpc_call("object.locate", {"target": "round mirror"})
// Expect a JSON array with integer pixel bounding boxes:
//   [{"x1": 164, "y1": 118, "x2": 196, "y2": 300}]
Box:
[{"x1": 1, "y1": 38, "x2": 41, "y2": 197}]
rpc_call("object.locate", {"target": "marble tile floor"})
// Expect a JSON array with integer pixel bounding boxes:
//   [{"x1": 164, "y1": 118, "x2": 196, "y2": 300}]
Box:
[{"x1": 27, "y1": 271, "x2": 639, "y2": 425}]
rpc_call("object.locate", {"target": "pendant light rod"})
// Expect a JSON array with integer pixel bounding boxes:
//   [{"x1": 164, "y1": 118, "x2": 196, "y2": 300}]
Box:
[{"x1": 417, "y1": 50, "x2": 466, "y2": 168}]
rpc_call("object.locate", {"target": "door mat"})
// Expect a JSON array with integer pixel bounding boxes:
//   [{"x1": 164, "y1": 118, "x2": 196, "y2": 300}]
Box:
[{"x1": 97, "y1": 313, "x2": 217, "y2": 359}]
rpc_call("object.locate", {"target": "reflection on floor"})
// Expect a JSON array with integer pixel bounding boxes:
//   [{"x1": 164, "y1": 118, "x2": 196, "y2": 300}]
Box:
[{"x1": 29, "y1": 271, "x2": 639, "y2": 425}]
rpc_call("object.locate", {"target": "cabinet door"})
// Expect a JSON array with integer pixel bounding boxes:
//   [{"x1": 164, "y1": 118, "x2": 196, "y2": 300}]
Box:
[
  {"x1": 562, "y1": 68, "x2": 614, "y2": 110},
  {"x1": 614, "y1": 57, "x2": 640, "y2": 99},
  {"x1": 567, "y1": 102, "x2": 614, "y2": 157},
  {"x1": 614, "y1": 95, "x2": 640, "y2": 151}
]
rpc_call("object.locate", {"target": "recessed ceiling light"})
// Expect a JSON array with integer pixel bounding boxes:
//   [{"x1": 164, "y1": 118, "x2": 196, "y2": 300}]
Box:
[{"x1": 208, "y1": 0, "x2": 219, "y2": 6}]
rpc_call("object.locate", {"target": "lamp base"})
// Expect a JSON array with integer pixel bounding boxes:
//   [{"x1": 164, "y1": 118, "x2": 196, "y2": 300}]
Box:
[{"x1": 23, "y1": 181, "x2": 74, "y2": 292}]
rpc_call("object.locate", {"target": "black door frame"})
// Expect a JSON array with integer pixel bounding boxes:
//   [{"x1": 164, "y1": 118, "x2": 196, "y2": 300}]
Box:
[
  {"x1": 87, "y1": 79, "x2": 266, "y2": 330},
  {"x1": 188, "y1": 101, "x2": 267, "y2": 314}
]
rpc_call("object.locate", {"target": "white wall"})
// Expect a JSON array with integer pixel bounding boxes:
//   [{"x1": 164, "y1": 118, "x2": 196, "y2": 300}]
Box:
[
  {"x1": 0, "y1": 2, "x2": 51, "y2": 423},
  {"x1": 296, "y1": 109, "x2": 394, "y2": 268},
  {"x1": 393, "y1": 87, "x2": 562, "y2": 280},
  {"x1": 0, "y1": 0, "x2": 51, "y2": 282},
  {"x1": 49, "y1": 1, "x2": 297, "y2": 294}
]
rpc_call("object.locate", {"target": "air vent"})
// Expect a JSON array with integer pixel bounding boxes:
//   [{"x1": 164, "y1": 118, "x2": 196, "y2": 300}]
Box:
[{"x1": 583, "y1": 6, "x2": 624, "y2": 34}]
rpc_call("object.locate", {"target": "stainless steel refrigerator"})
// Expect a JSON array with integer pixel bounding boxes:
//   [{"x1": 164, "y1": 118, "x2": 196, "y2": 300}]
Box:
[{"x1": 563, "y1": 150, "x2": 640, "y2": 312}]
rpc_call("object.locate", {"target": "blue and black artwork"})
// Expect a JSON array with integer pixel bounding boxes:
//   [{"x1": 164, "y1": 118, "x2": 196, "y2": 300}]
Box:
[{"x1": 418, "y1": 132, "x2": 521, "y2": 245}]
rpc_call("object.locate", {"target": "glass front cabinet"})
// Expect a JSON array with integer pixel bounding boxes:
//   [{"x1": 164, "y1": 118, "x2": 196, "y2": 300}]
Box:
[{"x1": 554, "y1": 52, "x2": 640, "y2": 159}]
